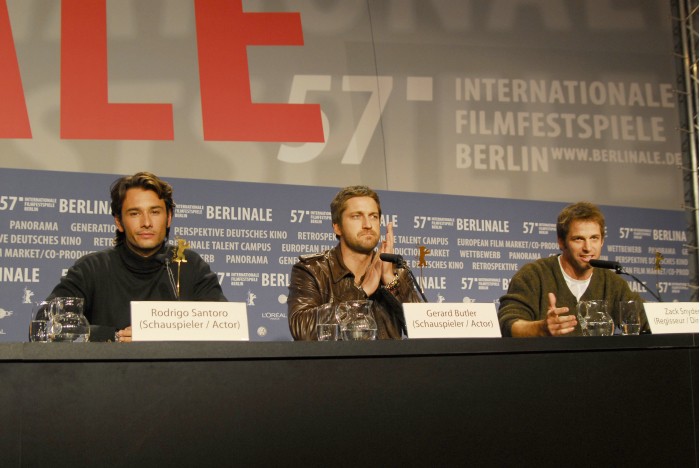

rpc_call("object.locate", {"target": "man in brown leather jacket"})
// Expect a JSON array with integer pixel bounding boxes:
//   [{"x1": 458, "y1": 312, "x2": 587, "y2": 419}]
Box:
[{"x1": 287, "y1": 186, "x2": 420, "y2": 340}]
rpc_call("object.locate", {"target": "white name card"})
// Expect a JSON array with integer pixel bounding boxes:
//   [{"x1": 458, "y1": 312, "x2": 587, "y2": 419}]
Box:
[
  {"x1": 403, "y1": 303, "x2": 501, "y2": 338},
  {"x1": 131, "y1": 301, "x2": 249, "y2": 341},
  {"x1": 644, "y1": 302, "x2": 699, "y2": 334}
]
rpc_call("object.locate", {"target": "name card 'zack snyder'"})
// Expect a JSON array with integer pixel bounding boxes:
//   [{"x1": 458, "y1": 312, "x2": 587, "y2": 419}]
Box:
[
  {"x1": 403, "y1": 303, "x2": 501, "y2": 338},
  {"x1": 131, "y1": 301, "x2": 249, "y2": 341},
  {"x1": 643, "y1": 302, "x2": 699, "y2": 334}
]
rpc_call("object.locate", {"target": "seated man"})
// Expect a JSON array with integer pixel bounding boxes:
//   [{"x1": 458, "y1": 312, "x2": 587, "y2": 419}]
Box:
[
  {"x1": 498, "y1": 201, "x2": 643, "y2": 337},
  {"x1": 287, "y1": 186, "x2": 420, "y2": 340},
  {"x1": 47, "y1": 172, "x2": 226, "y2": 341}
]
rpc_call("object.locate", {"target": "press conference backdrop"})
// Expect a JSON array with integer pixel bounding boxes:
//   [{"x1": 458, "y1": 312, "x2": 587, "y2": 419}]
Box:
[
  {"x1": 0, "y1": 2, "x2": 691, "y2": 340},
  {"x1": 0, "y1": 168, "x2": 690, "y2": 341},
  {"x1": 0, "y1": 1, "x2": 684, "y2": 207}
]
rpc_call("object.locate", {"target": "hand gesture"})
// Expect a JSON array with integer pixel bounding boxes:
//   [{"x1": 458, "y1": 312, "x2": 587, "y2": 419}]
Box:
[
  {"x1": 544, "y1": 293, "x2": 576, "y2": 335},
  {"x1": 379, "y1": 222, "x2": 397, "y2": 284}
]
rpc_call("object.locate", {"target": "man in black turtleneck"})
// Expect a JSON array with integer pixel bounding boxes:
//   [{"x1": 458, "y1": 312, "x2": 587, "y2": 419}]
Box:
[{"x1": 47, "y1": 172, "x2": 226, "y2": 341}]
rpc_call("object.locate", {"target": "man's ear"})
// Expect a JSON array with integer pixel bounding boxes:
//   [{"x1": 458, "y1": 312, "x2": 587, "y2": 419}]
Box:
[{"x1": 114, "y1": 216, "x2": 124, "y2": 233}]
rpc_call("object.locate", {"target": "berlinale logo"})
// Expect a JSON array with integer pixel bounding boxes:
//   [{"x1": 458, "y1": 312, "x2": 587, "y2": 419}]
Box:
[{"x1": 0, "y1": 0, "x2": 323, "y2": 143}]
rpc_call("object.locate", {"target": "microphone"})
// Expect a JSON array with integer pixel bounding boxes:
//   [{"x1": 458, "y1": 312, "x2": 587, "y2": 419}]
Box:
[
  {"x1": 378, "y1": 253, "x2": 427, "y2": 303},
  {"x1": 154, "y1": 244, "x2": 173, "y2": 266},
  {"x1": 589, "y1": 258, "x2": 662, "y2": 302},
  {"x1": 380, "y1": 253, "x2": 404, "y2": 264},
  {"x1": 154, "y1": 253, "x2": 169, "y2": 265},
  {"x1": 589, "y1": 259, "x2": 622, "y2": 271}
]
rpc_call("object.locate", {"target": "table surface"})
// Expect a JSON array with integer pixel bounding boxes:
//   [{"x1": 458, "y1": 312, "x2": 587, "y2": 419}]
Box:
[
  {"x1": 2, "y1": 334, "x2": 698, "y2": 467},
  {"x1": 2, "y1": 332, "x2": 697, "y2": 361}
]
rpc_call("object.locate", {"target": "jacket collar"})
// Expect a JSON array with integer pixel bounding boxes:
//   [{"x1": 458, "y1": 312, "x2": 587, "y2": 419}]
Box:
[
  {"x1": 328, "y1": 245, "x2": 354, "y2": 285},
  {"x1": 328, "y1": 244, "x2": 379, "y2": 285}
]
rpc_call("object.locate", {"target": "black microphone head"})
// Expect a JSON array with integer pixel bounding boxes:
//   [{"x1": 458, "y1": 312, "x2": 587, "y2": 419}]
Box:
[
  {"x1": 154, "y1": 252, "x2": 169, "y2": 265},
  {"x1": 379, "y1": 253, "x2": 404, "y2": 264},
  {"x1": 589, "y1": 259, "x2": 622, "y2": 271}
]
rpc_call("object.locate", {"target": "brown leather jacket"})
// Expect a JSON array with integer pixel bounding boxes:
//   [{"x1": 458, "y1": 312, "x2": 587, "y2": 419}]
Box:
[{"x1": 287, "y1": 246, "x2": 420, "y2": 340}]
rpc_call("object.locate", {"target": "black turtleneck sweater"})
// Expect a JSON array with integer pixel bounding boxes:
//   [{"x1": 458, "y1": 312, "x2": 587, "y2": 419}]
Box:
[{"x1": 47, "y1": 243, "x2": 227, "y2": 330}]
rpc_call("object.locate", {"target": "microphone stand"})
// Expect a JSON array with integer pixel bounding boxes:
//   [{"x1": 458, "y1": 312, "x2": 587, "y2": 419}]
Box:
[
  {"x1": 398, "y1": 258, "x2": 428, "y2": 303},
  {"x1": 616, "y1": 268, "x2": 663, "y2": 302}
]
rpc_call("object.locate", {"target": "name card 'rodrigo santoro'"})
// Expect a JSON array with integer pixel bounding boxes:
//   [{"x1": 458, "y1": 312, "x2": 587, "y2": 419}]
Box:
[
  {"x1": 403, "y1": 303, "x2": 501, "y2": 338},
  {"x1": 131, "y1": 301, "x2": 249, "y2": 341}
]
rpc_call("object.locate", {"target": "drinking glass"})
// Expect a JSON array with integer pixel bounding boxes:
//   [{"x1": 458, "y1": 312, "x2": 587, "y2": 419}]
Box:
[
  {"x1": 316, "y1": 303, "x2": 339, "y2": 341},
  {"x1": 29, "y1": 320, "x2": 48, "y2": 342},
  {"x1": 316, "y1": 323, "x2": 340, "y2": 341},
  {"x1": 618, "y1": 300, "x2": 642, "y2": 335},
  {"x1": 335, "y1": 300, "x2": 377, "y2": 341},
  {"x1": 577, "y1": 300, "x2": 614, "y2": 336},
  {"x1": 28, "y1": 301, "x2": 51, "y2": 342}
]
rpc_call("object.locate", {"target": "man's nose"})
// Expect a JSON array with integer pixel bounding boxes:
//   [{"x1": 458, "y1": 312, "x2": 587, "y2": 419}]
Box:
[{"x1": 142, "y1": 213, "x2": 153, "y2": 227}]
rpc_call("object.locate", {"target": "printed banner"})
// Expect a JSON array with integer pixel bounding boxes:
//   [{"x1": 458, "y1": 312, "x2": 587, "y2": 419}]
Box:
[
  {"x1": 0, "y1": 1, "x2": 685, "y2": 209},
  {"x1": 0, "y1": 169, "x2": 690, "y2": 342}
]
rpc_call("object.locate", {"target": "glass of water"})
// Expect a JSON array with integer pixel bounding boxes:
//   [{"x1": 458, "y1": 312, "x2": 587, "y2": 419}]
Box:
[
  {"x1": 28, "y1": 301, "x2": 51, "y2": 342},
  {"x1": 316, "y1": 303, "x2": 339, "y2": 341},
  {"x1": 618, "y1": 300, "x2": 642, "y2": 335}
]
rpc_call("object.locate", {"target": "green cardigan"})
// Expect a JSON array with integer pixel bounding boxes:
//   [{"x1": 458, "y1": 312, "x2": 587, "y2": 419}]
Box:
[{"x1": 498, "y1": 255, "x2": 643, "y2": 337}]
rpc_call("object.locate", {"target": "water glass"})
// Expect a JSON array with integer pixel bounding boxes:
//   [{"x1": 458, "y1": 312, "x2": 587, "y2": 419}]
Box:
[
  {"x1": 28, "y1": 301, "x2": 51, "y2": 342},
  {"x1": 618, "y1": 300, "x2": 642, "y2": 335},
  {"x1": 29, "y1": 320, "x2": 48, "y2": 342},
  {"x1": 316, "y1": 323, "x2": 340, "y2": 341},
  {"x1": 316, "y1": 303, "x2": 339, "y2": 341}
]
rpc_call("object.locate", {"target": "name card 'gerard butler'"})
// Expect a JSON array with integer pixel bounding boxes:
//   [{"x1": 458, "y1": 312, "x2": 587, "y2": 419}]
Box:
[{"x1": 404, "y1": 303, "x2": 501, "y2": 338}]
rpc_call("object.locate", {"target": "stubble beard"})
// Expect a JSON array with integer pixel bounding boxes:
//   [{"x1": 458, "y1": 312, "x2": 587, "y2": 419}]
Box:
[
  {"x1": 346, "y1": 232, "x2": 378, "y2": 256},
  {"x1": 564, "y1": 251, "x2": 594, "y2": 278}
]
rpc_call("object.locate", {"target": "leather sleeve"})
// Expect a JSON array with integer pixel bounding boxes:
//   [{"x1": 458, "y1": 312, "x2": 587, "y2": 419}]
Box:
[{"x1": 287, "y1": 261, "x2": 329, "y2": 341}]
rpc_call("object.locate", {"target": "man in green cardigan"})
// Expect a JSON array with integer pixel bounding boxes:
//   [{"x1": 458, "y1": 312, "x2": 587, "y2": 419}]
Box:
[{"x1": 498, "y1": 202, "x2": 642, "y2": 337}]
